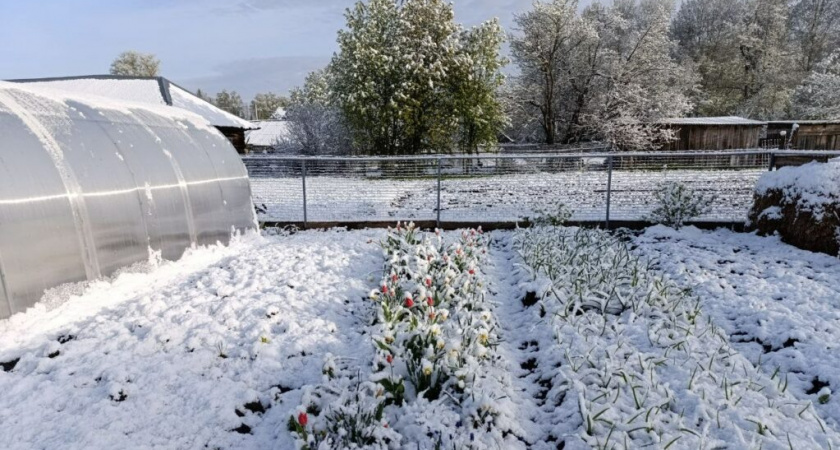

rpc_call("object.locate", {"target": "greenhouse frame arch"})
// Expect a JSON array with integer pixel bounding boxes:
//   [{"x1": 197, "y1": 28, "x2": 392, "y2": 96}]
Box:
[{"x1": 0, "y1": 82, "x2": 257, "y2": 320}]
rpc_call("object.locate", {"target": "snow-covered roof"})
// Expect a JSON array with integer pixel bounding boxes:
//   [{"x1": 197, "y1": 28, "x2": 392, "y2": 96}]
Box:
[
  {"x1": 7, "y1": 75, "x2": 256, "y2": 130},
  {"x1": 246, "y1": 120, "x2": 291, "y2": 147},
  {"x1": 661, "y1": 116, "x2": 766, "y2": 126},
  {"x1": 766, "y1": 119, "x2": 840, "y2": 125}
]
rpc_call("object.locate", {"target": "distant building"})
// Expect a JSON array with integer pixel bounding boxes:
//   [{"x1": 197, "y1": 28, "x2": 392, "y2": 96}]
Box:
[
  {"x1": 245, "y1": 120, "x2": 292, "y2": 153},
  {"x1": 658, "y1": 116, "x2": 766, "y2": 151},
  {"x1": 766, "y1": 120, "x2": 840, "y2": 150},
  {"x1": 7, "y1": 75, "x2": 257, "y2": 153}
]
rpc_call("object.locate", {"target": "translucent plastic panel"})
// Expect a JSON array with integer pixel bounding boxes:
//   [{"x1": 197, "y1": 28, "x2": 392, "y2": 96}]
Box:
[
  {"x1": 33, "y1": 103, "x2": 151, "y2": 276},
  {"x1": 70, "y1": 103, "x2": 193, "y2": 261},
  {"x1": 184, "y1": 121, "x2": 256, "y2": 233},
  {"x1": 131, "y1": 110, "x2": 231, "y2": 246},
  {"x1": 0, "y1": 108, "x2": 88, "y2": 315}
]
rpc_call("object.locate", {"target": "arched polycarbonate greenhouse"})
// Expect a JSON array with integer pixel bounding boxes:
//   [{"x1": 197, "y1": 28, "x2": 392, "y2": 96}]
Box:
[{"x1": 0, "y1": 81, "x2": 257, "y2": 320}]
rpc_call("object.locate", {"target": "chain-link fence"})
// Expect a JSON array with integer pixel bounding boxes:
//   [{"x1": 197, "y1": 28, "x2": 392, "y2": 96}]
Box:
[{"x1": 245, "y1": 150, "x2": 840, "y2": 226}]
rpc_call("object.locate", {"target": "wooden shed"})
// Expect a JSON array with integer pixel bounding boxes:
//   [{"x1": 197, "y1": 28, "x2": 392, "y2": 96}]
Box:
[
  {"x1": 659, "y1": 116, "x2": 766, "y2": 151},
  {"x1": 766, "y1": 120, "x2": 840, "y2": 150}
]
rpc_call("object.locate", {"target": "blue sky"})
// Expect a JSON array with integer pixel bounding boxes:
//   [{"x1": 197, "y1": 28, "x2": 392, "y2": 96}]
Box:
[{"x1": 0, "y1": 0, "x2": 579, "y2": 99}]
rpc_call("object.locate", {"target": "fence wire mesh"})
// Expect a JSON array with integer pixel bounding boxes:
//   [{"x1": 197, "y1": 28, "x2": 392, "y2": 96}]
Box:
[{"x1": 244, "y1": 151, "x2": 834, "y2": 225}]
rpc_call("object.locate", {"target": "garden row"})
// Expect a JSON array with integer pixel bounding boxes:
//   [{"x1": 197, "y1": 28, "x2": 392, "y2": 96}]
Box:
[
  {"x1": 511, "y1": 224, "x2": 840, "y2": 449},
  {"x1": 288, "y1": 223, "x2": 523, "y2": 449}
]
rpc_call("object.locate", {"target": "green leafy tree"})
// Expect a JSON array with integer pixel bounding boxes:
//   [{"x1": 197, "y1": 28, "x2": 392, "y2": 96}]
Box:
[
  {"x1": 329, "y1": 0, "x2": 506, "y2": 155},
  {"x1": 251, "y1": 92, "x2": 290, "y2": 120},
  {"x1": 214, "y1": 90, "x2": 245, "y2": 118}
]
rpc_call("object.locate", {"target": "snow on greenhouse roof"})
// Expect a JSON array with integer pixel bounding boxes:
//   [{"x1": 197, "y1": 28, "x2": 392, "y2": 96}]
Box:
[
  {"x1": 6, "y1": 75, "x2": 255, "y2": 130},
  {"x1": 0, "y1": 80, "x2": 215, "y2": 132},
  {"x1": 661, "y1": 116, "x2": 766, "y2": 126},
  {"x1": 246, "y1": 120, "x2": 291, "y2": 147}
]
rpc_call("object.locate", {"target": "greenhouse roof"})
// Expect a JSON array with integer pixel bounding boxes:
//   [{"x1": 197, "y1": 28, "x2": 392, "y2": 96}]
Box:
[{"x1": 6, "y1": 75, "x2": 256, "y2": 130}]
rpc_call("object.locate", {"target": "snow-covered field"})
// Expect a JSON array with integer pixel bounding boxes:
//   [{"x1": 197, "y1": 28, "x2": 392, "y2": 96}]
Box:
[
  {"x1": 1, "y1": 226, "x2": 838, "y2": 449},
  {"x1": 635, "y1": 226, "x2": 840, "y2": 429},
  {"x1": 251, "y1": 168, "x2": 764, "y2": 223}
]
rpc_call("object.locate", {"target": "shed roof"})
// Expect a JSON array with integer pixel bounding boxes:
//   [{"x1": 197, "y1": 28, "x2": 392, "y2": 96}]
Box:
[
  {"x1": 246, "y1": 120, "x2": 291, "y2": 147},
  {"x1": 6, "y1": 75, "x2": 256, "y2": 130},
  {"x1": 766, "y1": 120, "x2": 840, "y2": 125},
  {"x1": 661, "y1": 116, "x2": 766, "y2": 126}
]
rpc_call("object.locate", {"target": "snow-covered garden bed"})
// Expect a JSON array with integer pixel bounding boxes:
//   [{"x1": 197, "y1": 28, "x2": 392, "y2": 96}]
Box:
[
  {"x1": 1, "y1": 225, "x2": 839, "y2": 449},
  {"x1": 749, "y1": 159, "x2": 840, "y2": 255}
]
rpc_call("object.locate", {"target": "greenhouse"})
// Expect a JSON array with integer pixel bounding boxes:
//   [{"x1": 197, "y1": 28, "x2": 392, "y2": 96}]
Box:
[{"x1": 0, "y1": 81, "x2": 256, "y2": 320}]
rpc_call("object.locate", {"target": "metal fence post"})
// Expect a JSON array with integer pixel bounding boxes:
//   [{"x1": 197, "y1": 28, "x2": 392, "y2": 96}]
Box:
[
  {"x1": 436, "y1": 157, "x2": 442, "y2": 229},
  {"x1": 605, "y1": 153, "x2": 613, "y2": 230},
  {"x1": 768, "y1": 152, "x2": 776, "y2": 172},
  {"x1": 301, "y1": 160, "x2": 308, "y2": 229}
]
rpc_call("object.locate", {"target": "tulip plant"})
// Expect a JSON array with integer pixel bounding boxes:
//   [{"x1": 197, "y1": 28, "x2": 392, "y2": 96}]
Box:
[{"x1": 290, "y1": 223, "x2": 503, "y2": 449}]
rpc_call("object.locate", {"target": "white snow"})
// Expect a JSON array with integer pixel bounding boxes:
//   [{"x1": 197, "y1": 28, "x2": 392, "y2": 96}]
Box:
[
  {"x1": 1, "y1": 226, "x2": 839, "y2": 449},
  {"x1": 635, "y1": 226, "x2": 840, "y2": 429},
  {"x1": 754, "y1": 159, "x2": 840, "y2": 218},
  {"x1": 169, "y1": 84, "x2": 255, "y2": 130},
  {"x1": 250, "y1": 168, "x2": 764, "y2": 223},
  {"x1": 661, "y1": 116, "x2": 767, "y2": 125},
  {"x1": 245, "y1": 120, "x2": 291, "y2": 148},
  {"x1": 0, "y1": 230, "x2": 385, "y2": 449}
]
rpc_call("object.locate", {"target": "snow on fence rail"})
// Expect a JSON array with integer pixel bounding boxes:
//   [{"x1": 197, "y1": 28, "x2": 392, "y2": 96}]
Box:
[{"x1": 244, "y1": 150, "x2": 840, "y2": 226}]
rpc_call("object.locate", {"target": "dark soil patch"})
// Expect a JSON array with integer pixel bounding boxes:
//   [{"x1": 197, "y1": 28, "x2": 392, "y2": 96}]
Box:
[
  {"x1": 110, "y1": 390, "x2": 128, "y2": 402},
  {"x1": 232, "y1": 424, "x2": 252, "y2": 434},
  {"x1": 243, "y1": 401, "x2": 267, "y2": 415},
  {"x1": 58, "y1": 334, "x2": 75, "y2": 344},
  {"x1": 48, "y1": 350, "x2": 60, "y2": 359},
  {"x1": 0, "y1": 357, "x2": 20, "y2": 372},
  {"x1": 522, "y1": 291, "x2": 538, "y2": 308},
  {"x1": 520, "y1": 358, "x2": 537, "y2": 371},
  {"x1": 806, "y1": 378, "x2": 830, "y2": 395}
]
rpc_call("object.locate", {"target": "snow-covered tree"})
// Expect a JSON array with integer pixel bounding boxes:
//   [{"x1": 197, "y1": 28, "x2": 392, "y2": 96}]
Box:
[
  {"x1": 580, "y1": 0, "x2": 696, "y2": 149},
  {"x1": 733, "y1": 0, "x2": 797, "y2": 119},
  {"x1": 509, "y1": 0, "x2": 694, "y2": 149},
  {"x1": 672, "y1": 0, "x2": 806, "y2": 119},
  {"x1": 214, "y1": 90, "x2": 245, "y2": 118},
  {"x1": 509, "y1": 0, "x2": 587, "y2": 145},
  {"x1": 451, "y1": 19, "x2": 508, "y2": 152},
  {"x1": 792, "y1": 51, "x2": 840, "y2": 119},
  {"x1": 789, "y1": 0, "x2": 840, "y2": 74},
  {"x1": 251, "y1": 92, "x2": 289, "y2": 120},
  {"x1": 671, "y1": 0, "x2": 749, "y2": 115},
  {"x1": 329, "y1": 0, "x2": 506, "y2": 154},
  {"x1": 110, "y1": 51, "x2": 160, "y2": 77},
  {"x1": 286, "y1": 70, "x2": 351, "y2": 155}
]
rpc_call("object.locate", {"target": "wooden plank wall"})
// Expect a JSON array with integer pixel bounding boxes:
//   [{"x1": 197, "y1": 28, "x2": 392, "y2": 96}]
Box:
[
  {"x1": 794, "y1": 123, "x2": 840, "y2": 150},
  {"x1": 661, "y1": 125, "x2": 763, "y2": 150}
]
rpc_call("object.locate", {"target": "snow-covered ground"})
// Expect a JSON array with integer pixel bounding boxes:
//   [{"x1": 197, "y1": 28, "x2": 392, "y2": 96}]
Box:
[
  {"x1": 0, "y1": 230, "x2": 385, "y2": 449},
  {"x1": 1, "y1": 226, "x2": 839, "y2": 449},
  {"x1": 635, "y1": 226, "x2": 840, "y2": 429},
  {"x1": 251, "y1": 168, "x2": 763, "y2": 223}
]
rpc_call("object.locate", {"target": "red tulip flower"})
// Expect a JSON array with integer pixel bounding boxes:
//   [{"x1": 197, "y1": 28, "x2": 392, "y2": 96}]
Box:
[
  {"x1": 427, "y1": 296, "x2": 434, "y2": 306},
  {"x1": 386, "y1": 354, "x2": 394, "y2": 365},
  {"x1": 381, "y1": 284, "x2": 389, "y2": 295},
  {"x1": 404, "y1": 297, "x2": 415, "y2": 308},
  {"x1": 468, "y1": 269, "x2": 475, "y2": 275},
  {"x1": 298, "y1": 412, "x2": 308, "y2": 427}
]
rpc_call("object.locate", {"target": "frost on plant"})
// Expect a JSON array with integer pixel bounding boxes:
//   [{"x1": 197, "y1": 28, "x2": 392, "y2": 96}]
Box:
[
  {"x1": 529, "y1": 203, "x2": 572, "y2": 226},
  {"x1": 289, "y1": 222, "x2": 514, "y2": 449},
  {"x1": 648, "y1": 181, "x2": 716, "y2": 229},
  {"x1": 512, "y1": 225, "x2": 838, "y2": 449}
]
